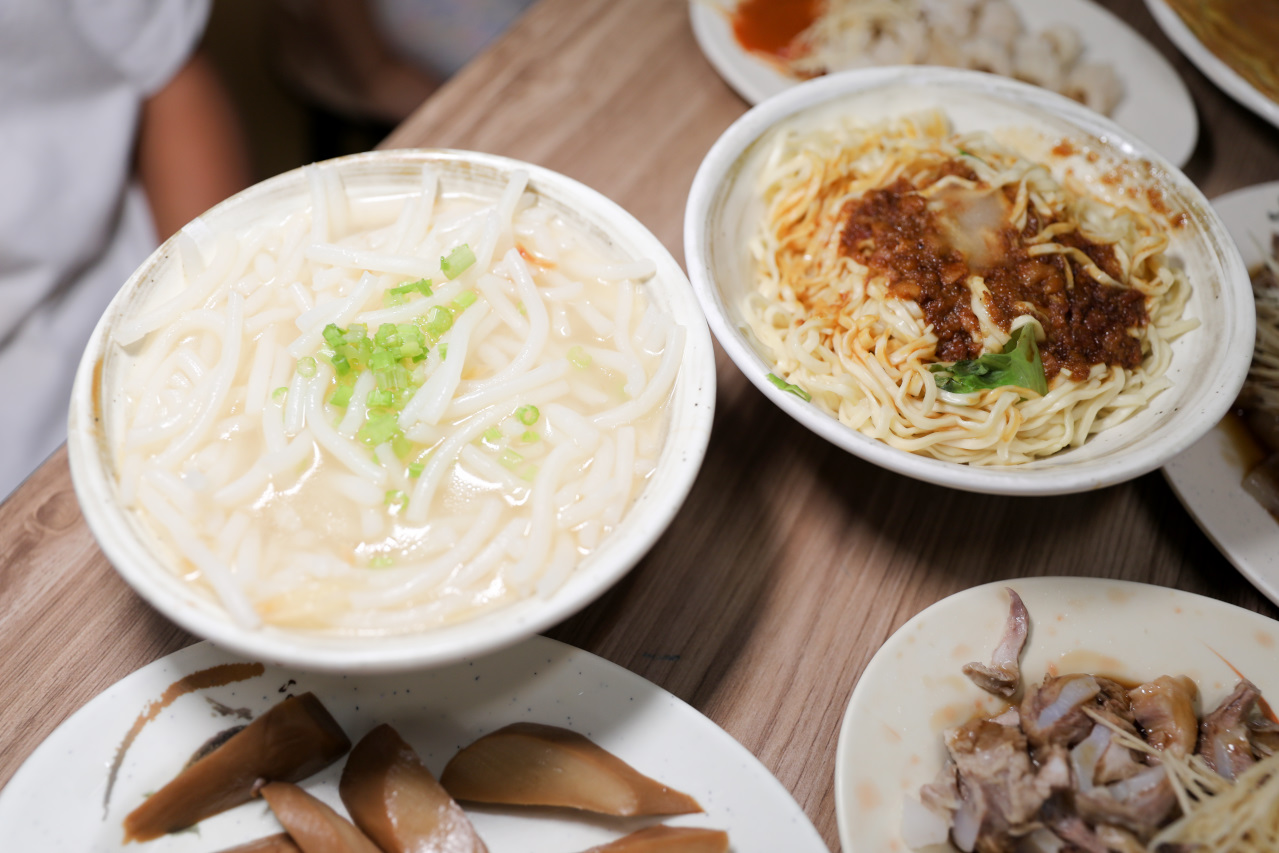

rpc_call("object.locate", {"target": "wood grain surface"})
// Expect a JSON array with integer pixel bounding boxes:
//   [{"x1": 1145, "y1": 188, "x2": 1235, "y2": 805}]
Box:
[{"x1": 3, "y1": 1, "x2": 1279, "y2": 851}]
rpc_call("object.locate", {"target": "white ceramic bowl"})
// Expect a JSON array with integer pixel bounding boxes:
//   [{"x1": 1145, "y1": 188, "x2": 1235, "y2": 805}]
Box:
[
  {"x1": 684, "y1": 66, "x2": 1253, "y2": 496},
  {"x1": 67, "y1": 149, "x2": 716, "y2": 673}
]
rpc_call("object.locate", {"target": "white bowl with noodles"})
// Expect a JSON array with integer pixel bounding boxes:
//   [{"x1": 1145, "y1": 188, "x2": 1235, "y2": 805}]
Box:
[
  {"x1": 684, "y1": 66, "x2": 1252, "y2": 496},
  {"x1": 67, "y1": 149, "x2": 716, "y2": 673}
]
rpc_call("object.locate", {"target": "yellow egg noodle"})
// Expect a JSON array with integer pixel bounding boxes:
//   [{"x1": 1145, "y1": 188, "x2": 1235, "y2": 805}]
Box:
[{"x1": 744, "y1": 110, "x2": 1195, "y2": 465}]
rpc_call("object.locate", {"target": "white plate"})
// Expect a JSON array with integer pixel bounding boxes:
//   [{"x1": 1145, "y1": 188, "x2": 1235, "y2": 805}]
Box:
[
  {"x1": 1145, "y1": 0, "x2": 1279, "y2": 130},
  {"x1": 834, "y1": 577, "x2": 1279, "y2": 853},
  {"x1": 689, "y1": 0, "x2": 1198, "y2": 166},
  {"x1": 1164, "y1": 181, "x2": 1279, "y2": 608},
  {"x1": 0, "y1": 636, "x2": 825, "y2": 852}
]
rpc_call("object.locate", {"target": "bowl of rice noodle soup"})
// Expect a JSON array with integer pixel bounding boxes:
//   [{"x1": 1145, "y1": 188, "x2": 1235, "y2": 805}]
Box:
[
  {"x1": 684, "y1": 66, "x2": 1253, "y2": 495},
  {"x1": 67, "y1": 150, "x2": 716, "y2": 672}
]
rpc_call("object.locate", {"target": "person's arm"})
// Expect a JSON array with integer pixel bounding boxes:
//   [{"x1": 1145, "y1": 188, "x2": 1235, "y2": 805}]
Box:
[
  {"x1": 270, "y1": 0, "x2": 440, "y2": 124},
  {"x1": 135, "y1": 50, "x2": 253, "y2": 241}
]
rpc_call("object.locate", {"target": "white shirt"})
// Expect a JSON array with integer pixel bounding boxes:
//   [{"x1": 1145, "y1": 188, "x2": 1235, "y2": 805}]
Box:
[{"x1": 0, "y1": 0, "x2": 209, "y2": 498}]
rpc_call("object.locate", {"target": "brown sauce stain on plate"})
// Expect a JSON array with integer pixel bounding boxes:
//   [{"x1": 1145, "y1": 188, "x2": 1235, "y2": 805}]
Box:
[
  {"x1": 855, "y1": 780, "x2": 881, "y2": 811},
  {"x1": 103, "y1": 662, "x2": 265, "y2": 817},
  {"x1": 1055, "y1": 650, "x2": 1127, "y2": 681},
  {"x1": 729, "y1": 0, "x2": 822, "y2": 62}
]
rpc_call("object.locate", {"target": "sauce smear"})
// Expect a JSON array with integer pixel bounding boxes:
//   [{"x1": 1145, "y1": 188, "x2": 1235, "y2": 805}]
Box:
[
  {"x1": 730, "y1": 0, "x2": 822, "y2": 59},
  {"x1": 839, "y1": 164, "x2": 1148, "y2": 378}
]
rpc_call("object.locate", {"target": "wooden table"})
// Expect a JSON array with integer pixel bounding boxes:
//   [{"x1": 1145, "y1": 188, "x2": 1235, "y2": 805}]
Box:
[{"x1": 3, "y1": 1, "x2": 1278, "y2": 849}]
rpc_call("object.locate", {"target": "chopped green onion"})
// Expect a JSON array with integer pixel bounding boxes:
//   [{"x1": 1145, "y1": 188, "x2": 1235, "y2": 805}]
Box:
[
  {"x1": 453, "y1": 289, "x2": 477, "y2": 309},
  {"x1": 521, "y1": 430, "x2": 540, "y2": 444},
  {"x1": 498, "y1": 449, "x2": 523, "y2": 470},
  {"x1": 389, "y1": 278, "x2": 433, "y2": 297},
  {"x1": 375, "y1": 324, "x2": 400, "y2": 348},
  {"x1": 296, "y1": 356, "x2": 317, "y2": 378},
  {"x1": 271, "y1": 386, "x2": 288, "y2": 404},
  {"x1": 516, "y1": 405, "x2": 539, "y2": 425},
  {"x1": 408, "y1": 461, "x2": 425, "y2": 478},
  {"x1": 329, "y1": 384, "x2": 353, "y2": 407},
  {"x1": 568, "y1": 345, "x2": 592, "y2": 369},
  {"x1": 438, "y1": 343, "x2": 448, "y2": 361},
  {"x1": 368, "y1": 555, "x2": 395, "y2": 569},
  {"x1": 385, "y1": 489, "x2": 407, "y2": 508},
  {"x1": 441, "y1": 244, "x2": 476, "y2": 279},
  {"x1": 358, "y1": 411, "x2": 401, "y2": 446},
  {"x1": 322, "y1": 324, "x2": 344, "y2": 347},
  {"x1": 425, "y1": 306, "x2": 453, "y2": 338},
  {"x1": 766, "y1": 373, "x2": 812, "y2": 401},
  {"x1": 519, "y1": 463, "x2": 538, "y2": 482},
  {"x1": 483, "y1": 426, "x2": 503, "y2": 444}
]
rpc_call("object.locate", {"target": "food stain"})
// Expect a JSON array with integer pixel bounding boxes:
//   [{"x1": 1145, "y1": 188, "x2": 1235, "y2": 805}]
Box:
[
  {"x1": 856, "y1": 780, "x2": 881, "y2": 811},
  {"x1": 1056, "y1": 650, "x2": 1126, "y2": 679},
  {"x1": 103, "y1": 662, "x2": 265, "y2": 817},
  {"x1": 1105, "y1": 587, "x2": 1131, "y2": 605},
  {"x1": 206, "y1": 696, "x2": 253, "y2": 720}
]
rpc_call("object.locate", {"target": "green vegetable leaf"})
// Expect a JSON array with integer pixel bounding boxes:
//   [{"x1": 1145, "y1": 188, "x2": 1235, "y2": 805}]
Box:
[
  {"x1": 765, "y1": 373, "x2": 812, "y2": 402},
  {"x1": 929, "y1": 325, "x2": 1048, "y2": 396}
]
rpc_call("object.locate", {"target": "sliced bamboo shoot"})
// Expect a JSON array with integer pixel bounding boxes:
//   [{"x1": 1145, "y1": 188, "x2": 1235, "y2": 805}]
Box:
[
  {"x1": 579, "y1": 826, "x2": 730, "y2": 853},
  {"x1": 339, "y1": 724, "x2": 488, "y2": 853},
  {"x1": 439, "y1": 723, "x2": 701, "y2": 816},
  {"x1": 124, "y1": 693, "x2": 351, "y2": 842},
  {"x1": 259, "y1": 782, "x2": 382, "y2": 853}
]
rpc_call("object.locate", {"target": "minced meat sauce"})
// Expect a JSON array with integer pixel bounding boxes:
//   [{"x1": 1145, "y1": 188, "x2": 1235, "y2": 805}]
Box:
[{"x1": 838, "y1": 165, "x2": 1148, "y2": 380}]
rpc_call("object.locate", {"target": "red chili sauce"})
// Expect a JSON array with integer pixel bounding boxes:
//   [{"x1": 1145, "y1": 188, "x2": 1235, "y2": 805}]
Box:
[
  {"x1": 838, "y1": 164, "x2": 1148, "y2": 380},
  {"x1": 730, "y1": 0, "x2": 823, "y2": 62}
]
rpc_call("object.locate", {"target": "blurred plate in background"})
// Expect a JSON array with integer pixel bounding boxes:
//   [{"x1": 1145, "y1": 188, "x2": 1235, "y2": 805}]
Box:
[
  {"x1": 690, "y1": 0, "x2": 1198, "y2": 165},
  {"x1": 1164, "y1": 180, "x2": 1279, "y2": 608},
  {"x1": 1145, "y1": 0, "x2": 1279, "y2": 130}
]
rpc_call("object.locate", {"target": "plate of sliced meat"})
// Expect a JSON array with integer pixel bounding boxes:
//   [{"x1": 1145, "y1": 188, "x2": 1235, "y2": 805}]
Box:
[{"x1": 834, "y1": 577, "x2": 1279, "y2": 852}]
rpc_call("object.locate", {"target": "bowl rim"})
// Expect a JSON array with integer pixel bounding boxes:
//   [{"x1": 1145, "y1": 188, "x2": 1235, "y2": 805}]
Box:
[
  {"x1": 684, "y1": 65, "x2": 1254, "y2": 496},
  {"x1": 67, "y1": 148, "x2": 717, "y2": 672}
]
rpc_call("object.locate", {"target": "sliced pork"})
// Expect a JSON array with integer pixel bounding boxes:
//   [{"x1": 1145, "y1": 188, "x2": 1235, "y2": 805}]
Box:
[
  {"x1": 942, "y1": 719, "x2": 1068, "y2": 851},
  {"x1": 1198, "y1": 679, "x2": 1262, "y2": 780},
  {"x1": 1020, "y1": 675, "x2": 1136, "y2": 752},
  {"x1": 1129, "y1": 675, "x2": 1199, "y2": 758},
  {"x1": 963, "y1": 589, "x2": 1030, "y2": 698}
]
